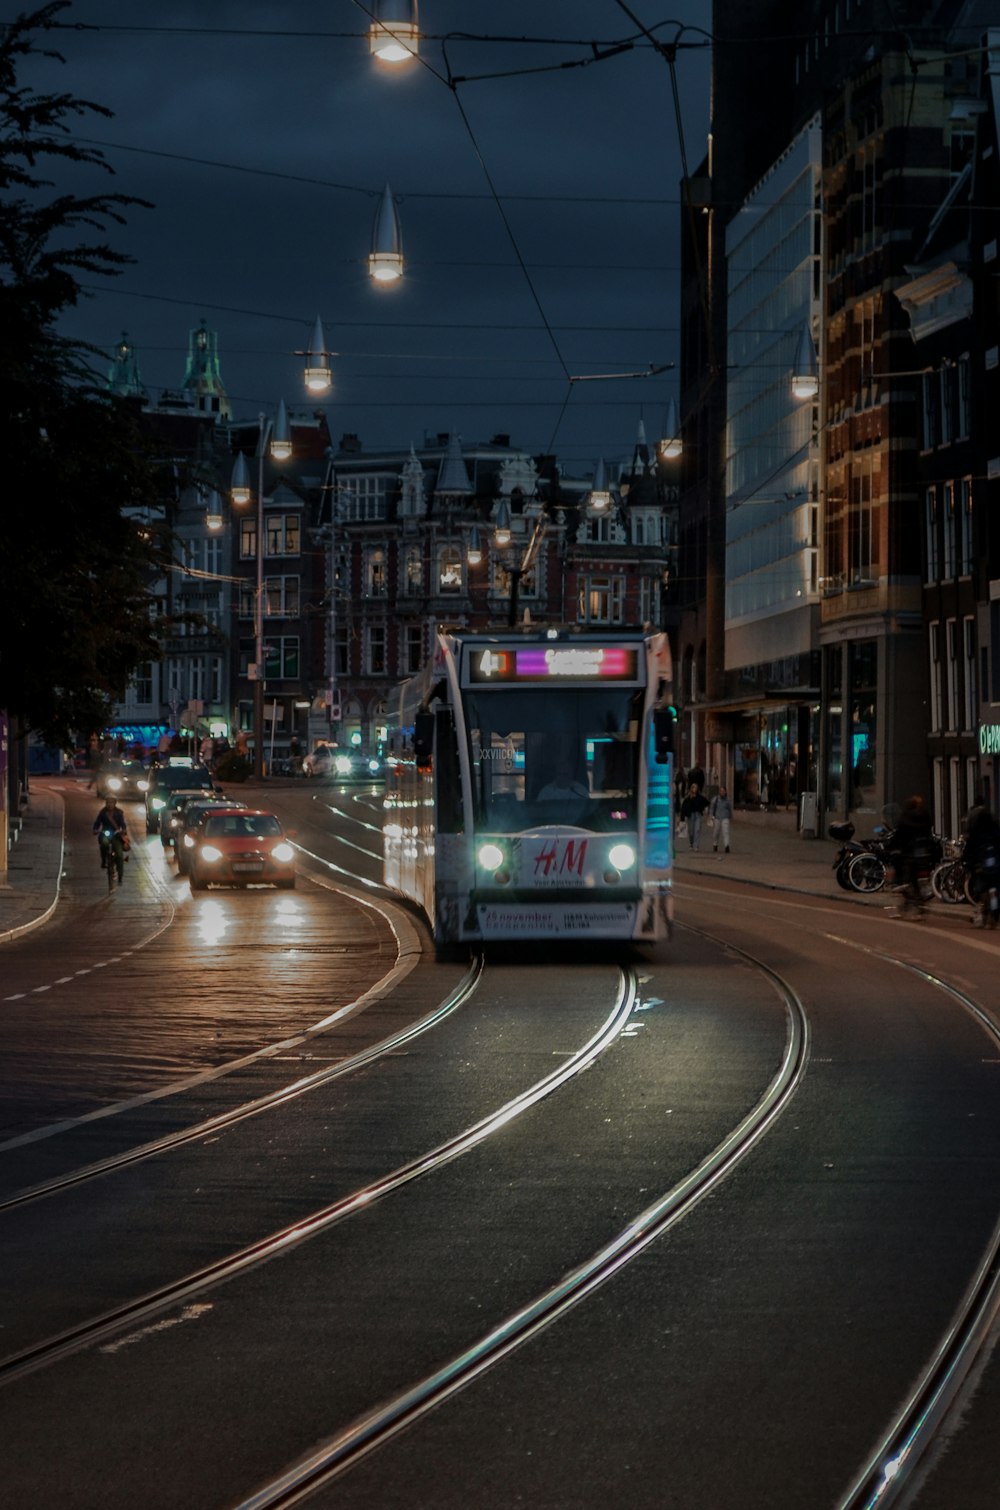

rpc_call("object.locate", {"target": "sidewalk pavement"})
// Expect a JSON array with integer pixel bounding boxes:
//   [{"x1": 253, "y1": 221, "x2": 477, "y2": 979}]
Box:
[
  {"x1": 0, "y1": 781, "x2": 65, "y2": 945},
  {"x1": 0, "y1": 784, "x2": 894, "y2": 948}
]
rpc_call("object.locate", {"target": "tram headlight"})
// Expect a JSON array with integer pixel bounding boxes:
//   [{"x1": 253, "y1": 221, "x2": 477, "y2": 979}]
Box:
[
  {"x1": 608, "y1": 843, "x2": 636, "y2": 871},
  {"x1": 478, "y1": 842, "x2": 506, "y2": 873}
]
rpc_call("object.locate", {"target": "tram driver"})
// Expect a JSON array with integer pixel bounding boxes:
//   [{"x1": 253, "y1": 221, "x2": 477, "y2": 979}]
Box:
[{"x1": 537, "y1": 759, "x2": 589, "y2": 801}]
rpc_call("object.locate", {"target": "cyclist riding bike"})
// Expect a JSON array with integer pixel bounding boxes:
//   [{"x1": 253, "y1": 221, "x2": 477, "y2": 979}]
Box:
[
  {"x1": 93, "y1": 795, "x2": 129, "y2": 884},
  {"x1": 886, "y1": 794, "x2": 936, "y2": 919}
]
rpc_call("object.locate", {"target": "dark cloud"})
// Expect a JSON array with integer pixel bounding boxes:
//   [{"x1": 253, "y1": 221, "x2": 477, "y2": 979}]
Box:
[{"x1": 32, "y1": 0, "x2": 710, "y2": 468}]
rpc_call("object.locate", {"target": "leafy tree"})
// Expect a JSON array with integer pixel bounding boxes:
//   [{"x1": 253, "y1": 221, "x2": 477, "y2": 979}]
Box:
[{"x1": 0, "y1": 2, "x2": 167, "y2": 747}]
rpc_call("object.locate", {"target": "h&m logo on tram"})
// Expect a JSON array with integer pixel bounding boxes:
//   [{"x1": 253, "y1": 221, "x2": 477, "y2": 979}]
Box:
[{"x1": 383, "y1": 629, "x2": 676, "y2": 952}]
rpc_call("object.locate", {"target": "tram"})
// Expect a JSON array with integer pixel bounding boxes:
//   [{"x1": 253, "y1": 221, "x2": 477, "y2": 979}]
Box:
[{"x1": 383, "y1": 627, "x2": 675, "y2": 951}]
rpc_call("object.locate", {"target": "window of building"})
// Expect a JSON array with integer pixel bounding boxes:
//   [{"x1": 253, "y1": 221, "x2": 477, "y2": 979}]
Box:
[
  {"x1": 945, "y1": 619, "x2": 959, "y2": 731},
  {"x1": 263, "y1": 636, "x2": 299, "y2": 679},
  {"x1": 924, "y1": 487, "x2": 939, "y2": 582},
  {"x1": 957, "y1": 356, "x2": 971, "y2": 439},
  {"x1": 964, "y1": 616, "x2": 977, "y2": 731},
  {"x1": 959, "y1": 477, "x2": 973, "y2": 576},
  {"x1": 131, "y1": 663, "x2": 153, "y2": 704},
  {"x1": 586, "y1": 514, "x2": 622, "y2": 545},
  {"x1": 579, "y1": 574, "x2": 625, "y2": 624},
  {"x1": 404, "y1": 624, "x2": 423, "y2": 674},
  {"x1": 940, "y1": 365, "x2": 957, "y2": 445},
  {"x1": 849, "y1": 641, "x2": 877, "y2": 805},
  {"x1": 188, "y1": 656, "x2": 222, "y2": 704},
  {"x1": 404, "y1": 546, "x2": 424, "y2": 595},
  {"x1": 929, "y1": 621, "x2": 942, "y2": 731},
  {"x1": 265, "y1": 513, "x2": 300, "y2": 557},
  {"x1": 365, "y1": 547, "x2": 387, "y2": 597},
  {"x1": 365, "y1": 624, "x2": 386, "y2": 675},
  {"x1": 848, "y1": 452, "x2": 877, "y2": 583},
  {"x1": 263, "y1": 576, "x2": 300, "y2": 616},
  {"x1": 438, "y1": 546, "x2": 463, "y2": 593},
  {"x1": 922, "y1": 372, "x2": 940, "y2": 450},
  {"x1": 334, "y1": 620, "x2": 349, "y2": 679},
  {"x1": 340, "y1": 475, "x2": 390, "y2": 521},
  {"x1": 942, "y1": 482, "x2": 956, "y2": 580}
]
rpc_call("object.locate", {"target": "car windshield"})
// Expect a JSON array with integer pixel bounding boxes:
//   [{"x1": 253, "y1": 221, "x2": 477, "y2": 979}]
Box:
[{"x1": 204, "y1": 814, "x2": 282, "y2": 838}]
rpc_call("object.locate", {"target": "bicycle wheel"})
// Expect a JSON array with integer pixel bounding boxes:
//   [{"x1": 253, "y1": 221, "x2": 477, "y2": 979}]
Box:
[
  {"x1": 932, "y1": 859, "x2": 965, "y2": 903},
  {"x1": 848, "y1": 852, "x2": 887, "y2": 892}
]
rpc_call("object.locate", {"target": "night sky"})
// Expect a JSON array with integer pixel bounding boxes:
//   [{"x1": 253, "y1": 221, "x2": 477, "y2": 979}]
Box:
[{"x1": 25, "y1": 1, "x2": 711, "y2": 471}]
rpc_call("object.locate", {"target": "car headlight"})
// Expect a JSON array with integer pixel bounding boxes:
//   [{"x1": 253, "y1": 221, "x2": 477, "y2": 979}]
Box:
[
  {"x1": 334, "y1": 755, "x2": 353, "y2": 775},
  {"x1": 152, "y1": 796, "x2": 166, "y2": 810},
  {"x1": 199, "y1": 844, "x2": 223, "y2": 863},
  {"x1": 107, "y1": 777, "x2": 123, "y2": 792},
  {"x1": 271, "y1": 842, "x2": 295, "y2": 863},
  {"x1": 367, "y1": 759, "x2": 382, "y2": 774},
  {"x1": 137, "y1": 779, "x2": 149, "y2": 792},
  {"x1": 608, "y1": 843, "x2": 636, "y2": 870},
  {"x1": 182, "y1": 833, "x2": 195, "y2": 849}
]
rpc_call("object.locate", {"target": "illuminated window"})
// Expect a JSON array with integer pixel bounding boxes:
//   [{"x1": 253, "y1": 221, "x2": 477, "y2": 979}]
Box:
[
  {"x1": 404, "y1": 546, "x2": 424, "y2": 595},
  {"x1": 365, "y1": 547, "x2": 387, "y2": 597},
  {"x1": 579, "y1": 575, "x2": 625, "y2": 624},
  {"x1": 438, "y1": 545, "x2": 463, "y2": 593}
]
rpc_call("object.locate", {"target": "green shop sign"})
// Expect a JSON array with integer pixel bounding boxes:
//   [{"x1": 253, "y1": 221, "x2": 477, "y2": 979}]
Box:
[{"x1": 979, "y1": 723, "x2": 1000, "y2": 756}]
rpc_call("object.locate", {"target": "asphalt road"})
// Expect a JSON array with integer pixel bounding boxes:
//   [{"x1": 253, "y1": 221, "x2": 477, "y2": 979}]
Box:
[{"x1": 1, "y1": 781, "x2": 1000, "y2": 1508}]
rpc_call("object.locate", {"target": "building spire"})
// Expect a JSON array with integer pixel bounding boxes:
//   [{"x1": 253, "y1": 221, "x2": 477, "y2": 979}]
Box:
[
  {"x1": 107, "y1": 331, "x2": 147, "y2": 401},
  {"x1": 182, "y1": 317, "x2": 231, "y2": 420},
  {"x1": 435, "y1": 432, "x2": 472, "y2": 496}
]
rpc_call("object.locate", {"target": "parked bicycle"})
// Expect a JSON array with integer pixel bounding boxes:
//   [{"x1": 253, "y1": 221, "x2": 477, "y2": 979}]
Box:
[
  {"x1": 828, "y1": 821, "x2": 892, "y2": 892},
  {"x1": 930, "y1": 839, "x2": 969, "y2": 905},
  {"x1": 829, "y1": 821, "x2": 896, "y2": 893}
]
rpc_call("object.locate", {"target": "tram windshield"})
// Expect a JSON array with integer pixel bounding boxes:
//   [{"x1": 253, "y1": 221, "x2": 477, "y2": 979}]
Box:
[{"x1": 465, "y1": 686, "x2": 644, "y2": 834}]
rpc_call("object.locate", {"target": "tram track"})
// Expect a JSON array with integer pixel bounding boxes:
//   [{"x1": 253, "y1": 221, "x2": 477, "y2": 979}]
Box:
[
  {"x1": 0, "y1": 963, "x2": 641, "y2": 1388},
  {"x1": 678, "y1": 885, "x2": 1000, "y2": 1510},
  {"x1": 0, "y1": 954, "x2": 483, "y2": 1214},
  {"x1": 221, "y1": 930, "x2": 808, "y2": 1508}
]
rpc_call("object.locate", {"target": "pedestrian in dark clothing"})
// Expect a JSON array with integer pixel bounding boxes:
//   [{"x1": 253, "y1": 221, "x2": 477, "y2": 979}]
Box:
[{"x1": 680, "y1": 784, "x2": 710, "y2": 851}]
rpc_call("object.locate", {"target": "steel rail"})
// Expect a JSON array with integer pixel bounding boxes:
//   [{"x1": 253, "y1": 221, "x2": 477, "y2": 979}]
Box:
[
  {"x1": 231, "y1": 933, "x2": 809, "y2": 1510},
  {"x1": 0, "y1": 954, "x2": 481, "y2": 1213},
  {"x1": 824, "y1": 940, "x2": 1000, "y2": 1509},
  {"x1": 0, "y1": 966, "x2": 640, "y2": 1388}
]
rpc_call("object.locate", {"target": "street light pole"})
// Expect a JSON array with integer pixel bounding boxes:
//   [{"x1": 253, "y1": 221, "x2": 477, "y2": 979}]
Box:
[{"x1": 254, "y1": 412, "x2": 266, "y2": 781}]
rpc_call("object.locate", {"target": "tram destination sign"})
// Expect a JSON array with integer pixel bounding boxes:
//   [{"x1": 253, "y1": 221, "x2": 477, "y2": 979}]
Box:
[{"x1": 466, "y1": 645, "x2": 640, "y2": 685}]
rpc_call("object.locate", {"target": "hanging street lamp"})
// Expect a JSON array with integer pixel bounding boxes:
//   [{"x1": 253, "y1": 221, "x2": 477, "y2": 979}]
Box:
[
  {"x1": 368, "y1": 183, "x2": 405, "y2": 283},
  {"x1": 369, "y1": 0, "x2": 419, "y2": 64}
]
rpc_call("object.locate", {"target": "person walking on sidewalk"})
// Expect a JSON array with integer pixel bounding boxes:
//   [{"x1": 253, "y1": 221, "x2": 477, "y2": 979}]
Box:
[
  {"x1": 710, "y1": 785, "x2": 733, "y2": 854},
  {"x1": 680, "y1": 783, "x2": 710, "y2": 851}
]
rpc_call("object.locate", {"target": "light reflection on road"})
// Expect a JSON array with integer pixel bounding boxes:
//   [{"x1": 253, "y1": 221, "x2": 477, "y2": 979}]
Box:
[{"x1": 196, "y1": 900, "x2": 229, "y2": 948}]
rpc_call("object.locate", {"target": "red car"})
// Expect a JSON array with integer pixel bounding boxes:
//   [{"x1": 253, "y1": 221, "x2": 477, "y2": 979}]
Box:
[{"x1": 188, "y1": 810, "x2": 296, "y2": 890}]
